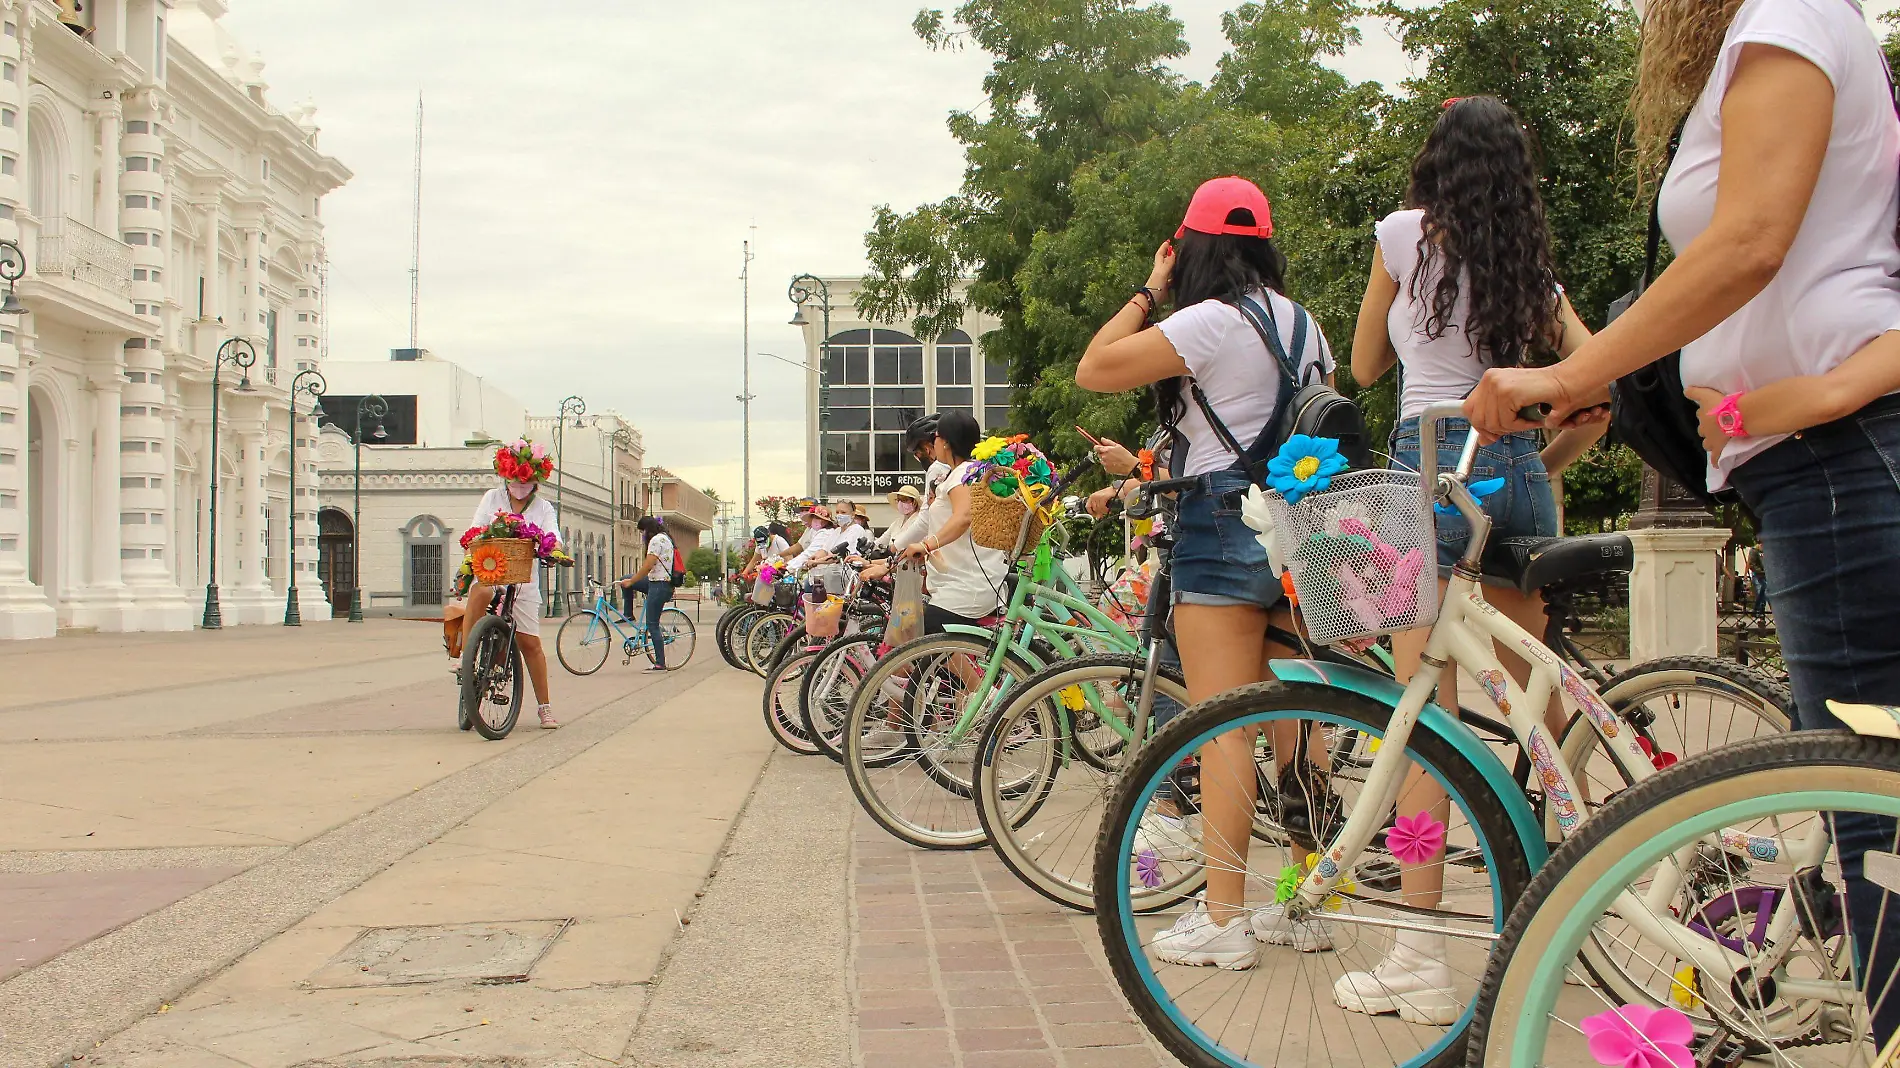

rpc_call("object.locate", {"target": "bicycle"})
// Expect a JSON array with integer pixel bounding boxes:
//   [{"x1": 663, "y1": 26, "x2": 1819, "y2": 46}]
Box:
[
  {"x1": 458, "y1": 556, "x2": 571, "y2": 741},
  {"x1": 554, "y1": 581, "x2": 697, "y2": 675},
  {"x1": 1089, "y1": 402, "x2": 1792, "y2": 1068},
  {"x1": 1465, "y1": 705, "x2": 1900, "y2": 1067},
  {"x1": 762, "y1": 570, "x2": 891, "y2": 756}
]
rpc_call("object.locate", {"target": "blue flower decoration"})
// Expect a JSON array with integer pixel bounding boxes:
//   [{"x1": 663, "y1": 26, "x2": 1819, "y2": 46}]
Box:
[
  {"x1": 1267, "y1": 435, "x2": 1350, "y2": 505},
  {"x1": 1435, "y1": 476, "x2": 1505, "y2": 516}
]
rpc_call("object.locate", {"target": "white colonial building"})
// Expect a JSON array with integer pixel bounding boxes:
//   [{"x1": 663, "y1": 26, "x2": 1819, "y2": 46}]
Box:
[
  {"x1": 0, "y1": 0, "x2": 350, "y2": 637},
  {"x1": 790, "y1": 277, "x2": 1011, "y2": 528}
]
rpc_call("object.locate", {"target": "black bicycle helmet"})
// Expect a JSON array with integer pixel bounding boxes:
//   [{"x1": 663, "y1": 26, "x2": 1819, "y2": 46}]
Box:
[
  {"x1": 903, "y1": 413, "x2": 941, "y2": 452},
  {"x1": 752, "y1": 525, "x2": 769, "y2": 541}
]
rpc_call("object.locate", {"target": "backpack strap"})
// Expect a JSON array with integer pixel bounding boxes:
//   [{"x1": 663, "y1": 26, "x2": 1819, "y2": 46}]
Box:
[{"x1": 1172, "y1": 293, "x2": 1312, "y2": 484}]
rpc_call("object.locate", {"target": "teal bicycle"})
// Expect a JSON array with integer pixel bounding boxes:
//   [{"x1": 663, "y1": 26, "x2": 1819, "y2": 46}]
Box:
[{"x1": 555, "y1": 582, "x2": 697, "y2": 674}]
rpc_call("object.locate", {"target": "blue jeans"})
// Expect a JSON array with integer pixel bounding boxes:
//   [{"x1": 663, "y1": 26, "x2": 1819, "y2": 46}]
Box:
[
  {"x1": 630, "y1": 578, "x2": 672, "y2": 667},
  {"x1": 1729, "y1": 394, "x2": 1900, "y2": 1043},
  {"x1": 1170, "y1": 469, "x2": 1287, "y2": 609},
  {"x1": 1391, "y1": 417, "x2": 1555, "y2": 576}
]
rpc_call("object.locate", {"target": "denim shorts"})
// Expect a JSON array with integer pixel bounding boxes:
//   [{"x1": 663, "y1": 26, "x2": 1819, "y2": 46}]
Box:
[
  {"x1": 1390, "y1": 416, "x2": 1555, "y2": 578},
  {"x1": 1169, "y1": 469, "x2": 1287, "y2": 610}
]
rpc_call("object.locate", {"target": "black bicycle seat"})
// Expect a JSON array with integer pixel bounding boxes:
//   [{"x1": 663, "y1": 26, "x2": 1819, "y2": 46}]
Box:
[{"x1": 1482, "y1": 534, "x2": 1634, "y2": 595}]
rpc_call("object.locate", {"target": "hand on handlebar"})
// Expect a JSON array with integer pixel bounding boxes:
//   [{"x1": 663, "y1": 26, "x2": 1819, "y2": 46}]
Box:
[
  {"x1": 1464, "y1": 366, "x2": 1612, "y2": 440},
  {"x1": 1085, "y1": 485, "x2": 1119, "y2": 519}
]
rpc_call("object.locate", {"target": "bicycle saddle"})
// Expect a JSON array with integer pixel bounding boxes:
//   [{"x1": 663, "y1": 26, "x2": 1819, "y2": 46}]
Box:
[{"x1": 1482, "y1": 533, "x2": 1634, "y2": 595}]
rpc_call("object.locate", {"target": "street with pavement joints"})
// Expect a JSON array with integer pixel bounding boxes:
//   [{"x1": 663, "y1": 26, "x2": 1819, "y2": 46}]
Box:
[{"x1": 0, "y1": 622, "x2": 1181, "y2": 1068}]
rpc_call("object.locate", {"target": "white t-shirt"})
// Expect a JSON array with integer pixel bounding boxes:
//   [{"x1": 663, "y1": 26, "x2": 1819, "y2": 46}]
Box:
[
  {"x1": 788, "y1": 525, "x2": 850, "y2": 572},
  {"x1": 1377, "y1": 209, "x2": 1491, "y2": 420},
  {"x1": 923, "y1": 459, "x2": 1007, "y2": 617},
  {"x1": 1661, "y1": 0, "x2": 1900, "y2": 488},
  {"x1": 469, "y1": 486, "x2": 559, "y2": 599},
  {"x1": 645, "y1": 532, "x2": 675, "y2": 582},
  {"x1": 922, "y1": 461, "x2": 953, "y2": 507},
  {"x1": 753, "y1": 534, "x2": 790, "y2": 562},
  {"x1": 1155, "y1": 287, "x2": 1336, "y2": 477},
  {"x1": 880, "y1": 507, "x2": 930, "y2": 551}
]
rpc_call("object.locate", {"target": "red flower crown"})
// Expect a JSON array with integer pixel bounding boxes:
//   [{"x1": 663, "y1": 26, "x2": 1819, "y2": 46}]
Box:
[{"x1": 494, "y1": 438, "x2": 553, "y2": 483}]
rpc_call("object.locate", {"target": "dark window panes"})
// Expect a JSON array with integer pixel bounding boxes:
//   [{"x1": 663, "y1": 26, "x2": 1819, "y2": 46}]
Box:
[
  {"x1": 936, "y1": 346, "x2": 972, "y2": 385},
  {"x1": 939, "y1": 328, "x2": 972, "y2": 344},
  {"x1": 874, "y1": 347, "x2": 899, "y2": 383},
  {"x1": 829, "y1": 407, "x2": 871, "y2": 432},
  {"x1": 985, "y1": 385, "x2": 1014, "y2": 404},
  {"x1": 936, "y1": 386, "x2": 972, "y2": 407},
  {"x1": 984, "y1": 355, "x2": 1010, "y2": 385},
  {"x1": 827, "y1": 328, "x2": 873, "y2": 345},
  {"x1": 824, "y1": 348, "x2": 846, "y2": 384},
  {"x1": 985, "y1": 407, "x2": 1012, "y2": 432},
  {"x1": 874, "y1": 433, "x2": 903, "y2": 472},
  {"x1": 899, "y1": 347, "x2": 924, "y2": 384},
  {"x1": 844, "y1": 347, "x2": 870, "y2": 385},
  {"x1": 874, "y1": 406, "x2": 924, "y2": 431},
  {"x1": 874, "y1": 387, "x2": 924, "y2": 407},
  {"x1": 823, "y1": 433, "x2": 850, "y2": 473},
  {"x1": 872, "y1": 328, "x2": 920, "y2": 345},
  {"x1": 902, "y1": 443, "x2": 926, "y2": 471},
  {"x1": 828, "y1": 387, "x2": 870, "y2": 407},
  {"x1": 844, "y1": 433, "x2": 871, "y2": 471}
]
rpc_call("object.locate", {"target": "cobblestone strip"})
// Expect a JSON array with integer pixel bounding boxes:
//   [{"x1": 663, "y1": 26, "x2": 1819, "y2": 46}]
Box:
[{"x1": 850, "y1": 816, "x2": 1179, "y2": 1068}]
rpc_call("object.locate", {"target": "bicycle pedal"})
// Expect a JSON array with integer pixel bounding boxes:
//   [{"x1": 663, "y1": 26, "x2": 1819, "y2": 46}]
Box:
[
  {"x1": 1791, "y1": 864, "x2": 1846, "y2": 942},
  {"x1": 1356, "y1": 858, "x2": 1402, "y2": 893},
  {"x1": 1694, "y1": 1032, "x2": 1751, "y2": 1068}
]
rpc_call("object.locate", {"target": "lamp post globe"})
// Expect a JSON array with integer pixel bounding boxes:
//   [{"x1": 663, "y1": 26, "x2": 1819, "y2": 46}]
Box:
[
  {"x1": 347, "y1": 393, "x2": 389, "y2": 623},
  {"x1": 283, "y1": 368, "x2": 326, "y2": 626},
  {"x1": 787, "y1": 274, "x2": 832, "y2": 507},
  {"x1": 202, "y1": 337, "x2": 258, "y2": 630}
]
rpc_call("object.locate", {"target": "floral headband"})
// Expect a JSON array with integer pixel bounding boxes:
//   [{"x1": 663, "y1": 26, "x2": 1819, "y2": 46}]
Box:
[{"x1": 494, "y1": 438, "x2": 553, "y2": 483}]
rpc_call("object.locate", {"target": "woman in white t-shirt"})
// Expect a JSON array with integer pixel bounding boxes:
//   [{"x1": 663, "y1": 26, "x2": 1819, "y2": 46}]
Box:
[
  {"x1": 461, "y1": 451, "x2": 564, "y2": 728},
  {"x1": 898, "y1": 410, "x2": 1008, "y2": 628},
  {"x1": 618, "y1": 516, "x2": 676, "y2": 672},
  {"x1": 1076, "y1": 175, "x2": 1336, "y2": 969},
  {"x1": 1465, "y1": 0, "x2": 1900, "y2": 1042}
]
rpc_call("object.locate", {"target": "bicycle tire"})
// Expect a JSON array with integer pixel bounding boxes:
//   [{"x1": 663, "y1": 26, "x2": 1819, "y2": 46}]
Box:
[
  {"x1": 745, "y1": 612, "x2": 795, "y2": 676},
  {"x1": 760, "y1": 625, "x2": 807, "y2": 679},
  {"x1": 1093, "y1": 680, "x2": 1536, "y2": 1068},
  {"x1": 843, "y1": 632, "x2": 1039, "y2": 850},
  {"x1": 463, "y1": 615, "x2": 523, "y2": 741},
  {"x1": 642, "y1": 607, "x2": 697, "y2": 670},
  {"x1": 975, "y1": 652, "x2": 1200, "y2": 913},
  {"x1": 555, "y1": 610, "x2": 613, "y2": 676},
  {"x1": 1467, "y1": 731, "x2": 1900, "y2": 1067},
  {"x1": 762, "y1": 642, "x2": 823, "y2": 755},
  {"x1": 720, "y1": 605, "x2": 765, "y2": 670},
  {"x1": 801, "y1": 633, "x2": 883, "y2": 763}
]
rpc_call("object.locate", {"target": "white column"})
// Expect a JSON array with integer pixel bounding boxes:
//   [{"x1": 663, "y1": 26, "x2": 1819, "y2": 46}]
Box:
[
  {"x1": 235, "y1": 417, "x2": 265, "y2": 601},
  {"x1": 242, "y1": 226, "x2": 260, "y2": 343},
  {"x1": 70, "y1": 369, "x2": 136, "y2": 630},
  {"x1": 1627, "y1": 527, "x2": 1736, "y2": 663},
  {"x1": 0, "y1": 7, "x2": 48, "y2": 637},
  {"x1": 199, "y1": 204, "x2": 217, "y2": 324},
  {"x1": 93, "y1": 104, "x2": 119, "y2": 233}
]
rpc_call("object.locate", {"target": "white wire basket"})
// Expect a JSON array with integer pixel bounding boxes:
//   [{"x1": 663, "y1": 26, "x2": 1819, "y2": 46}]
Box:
[{"x1": 1255, "y1": 468, "x2": 1439, "y2": 646}]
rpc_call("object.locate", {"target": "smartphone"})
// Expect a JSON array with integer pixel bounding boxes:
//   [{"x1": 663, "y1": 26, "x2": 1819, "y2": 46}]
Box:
[{"x1": 1075, "y1": 424, "x2": 1103, "y2": 447}]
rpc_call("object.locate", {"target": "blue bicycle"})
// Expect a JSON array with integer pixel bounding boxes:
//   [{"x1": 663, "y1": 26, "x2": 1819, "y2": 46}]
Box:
[{"x1": 555, "y1": 582, "x2": 697, "y2": 675}]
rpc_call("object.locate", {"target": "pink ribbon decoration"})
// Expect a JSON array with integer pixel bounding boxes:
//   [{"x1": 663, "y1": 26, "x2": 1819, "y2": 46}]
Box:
[
  {"x1": 1579, "y1": 1004, "x2": 1694, "y2": 1068},
  {"x1": 1378, "y1": 549, "x2": 1425, "y2": 618},
  {"x1": 1335, "y1": 564, "x2": 1384, "y2": 633},
  {"x1": 1385, "y1": 811, "x2": 1447, "y2": 866}
]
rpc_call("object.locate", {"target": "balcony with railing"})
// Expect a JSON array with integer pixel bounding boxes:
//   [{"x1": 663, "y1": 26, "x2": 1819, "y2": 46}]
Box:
[{"x1": 37, "y1": 217, "x2": 132, "y2": 300}]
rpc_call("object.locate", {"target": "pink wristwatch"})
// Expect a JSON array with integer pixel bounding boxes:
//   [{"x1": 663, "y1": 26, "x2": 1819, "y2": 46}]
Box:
[{"x1": 1711, "y1": 392, "x2": 1747, "y2": 437}]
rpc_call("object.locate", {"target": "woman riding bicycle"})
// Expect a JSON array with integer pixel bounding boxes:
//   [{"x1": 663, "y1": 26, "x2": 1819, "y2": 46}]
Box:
[{"x1": 461, "y1": 440, "x2": 564, "y2": 729}]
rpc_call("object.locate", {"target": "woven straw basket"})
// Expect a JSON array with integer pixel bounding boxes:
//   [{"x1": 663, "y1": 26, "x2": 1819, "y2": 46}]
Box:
[
  {"x1": 968, "y1": 468, "x2": 1046, "y2": 556},
  {"x1": 471, "y1": 537, "x2": 537, "y2": 585}
]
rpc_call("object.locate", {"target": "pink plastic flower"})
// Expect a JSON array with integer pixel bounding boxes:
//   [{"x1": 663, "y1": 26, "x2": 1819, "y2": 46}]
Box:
[
  {"x1": 1579, "y1": 1005, "x2": 1693, "y2": 1068},
  {"x1": 1335, "y1": 564, "x2": 1384, "y2": 633},
  {"x1": 1337, "y1": 517, "x2": 1375, "y2": 541},
  {"x1": 1135, "y1": 849, "x2": 1161, "y2": 889},
  {"x1": 1385, "y1": 811, "x2": 1446, "y2": 865},
  {"x1": 531, "y1": 440, "x2": 549, "y2": 460},
  {"x1": 1378, "y1": 549, "x2": 1425, "y2": 618}
]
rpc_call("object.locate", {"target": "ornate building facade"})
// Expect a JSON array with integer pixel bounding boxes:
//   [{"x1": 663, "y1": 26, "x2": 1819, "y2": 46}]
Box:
[{"x1": 0, "y1": 0, "x2": 349, "y2": 637}]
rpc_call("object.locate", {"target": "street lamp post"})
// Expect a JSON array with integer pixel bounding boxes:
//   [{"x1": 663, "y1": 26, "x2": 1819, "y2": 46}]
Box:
[
  {"x1": 788, "y1": 274, "x2": 832, "y2": 504},
  {"x1": 201, "y1": 337, "x2": 258, "y2": 630},
  {"x1": 283, "y1": 368, "x2": 326, "y2": 626},
  {"x1": 347, "y1": 393, "x2": 389, "y2": 623},
  {"x1": 551, "y1": 395, "x2": 586, "y2": 615},
  {"x1": 0, "y1": 238, "x2": 27, "y2": 316},
  {"x1": 608, "y1": 425, "x2": 634, "y2": 580}
]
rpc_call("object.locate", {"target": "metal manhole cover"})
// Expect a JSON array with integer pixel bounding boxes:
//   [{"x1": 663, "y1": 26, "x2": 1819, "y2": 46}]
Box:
[{"x1": 306, "y1": 919, "x2": 571, "y2": 988}]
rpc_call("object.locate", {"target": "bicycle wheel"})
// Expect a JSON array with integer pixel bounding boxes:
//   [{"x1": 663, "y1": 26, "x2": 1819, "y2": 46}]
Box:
[
  {"x1": 555, "y1": 610, "x2": 614, "y2": 676},
  {"x1": 976, "y1": 652, "x2": 1200, "y2": 913},
  {"x1": 462, "y1": 615, "x2": 523, "y2": 741},
  {"x1": 760, "y1": 625, "x2": 807, "y2": 679},
  {"x1": 1094, "y1": 680, "x2": 1535, "y2": 1068},
  {"x1": 762, "y1": 641, "x2": 822, "y2": 755},
  {"x1": 843, "y1": 632, "x2": 1038, "y2": 850},
  {"x1": 1468, "y1": 731, "x2": 1900, "y2": 1067},
  {"x1": 642, "y1": 607, "x2": 696, "y2": 670},
  {"x1": 720, "y1": 605, "x2": 764, "y2": 670},
  {"x1": 744, "y1": 612, "x2": 795, "y2": 676},
  {"x1": 801, "y1": 633, "x2": 883, "y2": 763}
]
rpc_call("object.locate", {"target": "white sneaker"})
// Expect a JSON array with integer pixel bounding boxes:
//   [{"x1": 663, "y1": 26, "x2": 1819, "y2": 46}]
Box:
[
  {"x1": 1333, "y1": 934, "x2": 1460, "y2": 1025},
  {"x1": 1152, "y1": 901, "x2": 1257, "y2": 970},
  {"x1": 1250, "y1": 903, "x2": 1335, "y2": 952},
  {"x1": 1133, "y1": 811, "x2": 1198, "y2": 862}
]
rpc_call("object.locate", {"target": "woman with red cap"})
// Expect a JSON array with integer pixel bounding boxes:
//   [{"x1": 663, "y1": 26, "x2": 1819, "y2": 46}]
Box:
[{"x1": 1077, "y1": 175, "x2": 1336, "y2": 969}]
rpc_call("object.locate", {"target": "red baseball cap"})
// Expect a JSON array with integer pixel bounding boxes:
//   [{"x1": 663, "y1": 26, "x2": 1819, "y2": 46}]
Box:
[{"x1": 1175, "y1": 176, "x2": 1274, "y2": 240}]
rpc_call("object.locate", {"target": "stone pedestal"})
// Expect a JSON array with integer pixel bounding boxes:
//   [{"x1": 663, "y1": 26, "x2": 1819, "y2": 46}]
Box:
[{"x1": 1628, "y1": 527, "x2": 1733, "y2": 663}]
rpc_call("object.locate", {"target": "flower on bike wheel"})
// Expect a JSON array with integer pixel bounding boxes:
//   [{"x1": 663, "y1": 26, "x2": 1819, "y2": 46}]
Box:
[
  {"x1": 1267, "y1": 434, "x2": 1348, "y2": 505},
  {"x1": 1384, "y1": 811, "x2": 1446, "y2": 866},
  {"x1": 1578, "y1": 1004, "x2": 1693, "y2": 1068},
  {"x1": 469, "y1": 541, "x2": 512, "y2": 586},
  {"x1": 1135, "y1": 849, "x2": 1162, "y2": 889}
]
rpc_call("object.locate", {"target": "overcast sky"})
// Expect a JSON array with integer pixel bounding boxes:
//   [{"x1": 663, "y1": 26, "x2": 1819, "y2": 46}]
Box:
[{"x1": 221, "y1": 0, "x2": 1899, "y2": 510}]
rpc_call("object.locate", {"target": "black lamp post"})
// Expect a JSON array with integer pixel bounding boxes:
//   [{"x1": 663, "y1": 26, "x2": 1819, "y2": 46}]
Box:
[
  {"x1": 788, "y1": 275, "x2": 831, "y2": 502},
  {"x1": 346, "y1": 393, "x2": 389, "y2": 623},
  {"x1": 0, "y1": 238, "x2": 26, "y2": 316},
  {"x1": 609, "y1": 425, "x2": 634, "y2": 579},
  {"x1": 550, "y1": 395, "x2": 586, "y2": 616},
  {"x1": 283, "y1": 368, "x2": 325, "y2": 625},
  {"x1": 201, "y1": 337, "x2": 258, "y2": 630}
]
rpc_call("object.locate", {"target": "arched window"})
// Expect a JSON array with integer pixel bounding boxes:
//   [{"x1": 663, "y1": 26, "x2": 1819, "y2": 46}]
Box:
[
  {"x1": 26, "y1": 113, "x2": 58, "y2": 220},
  {"x1": 401, "y1": 515, "x2": 448, "y2": 607}
]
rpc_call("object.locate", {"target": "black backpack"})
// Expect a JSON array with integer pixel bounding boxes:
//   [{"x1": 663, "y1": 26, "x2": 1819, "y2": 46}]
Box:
[{"x1": 1180, "y1": 294, "x2": 1369, "y2": 483}]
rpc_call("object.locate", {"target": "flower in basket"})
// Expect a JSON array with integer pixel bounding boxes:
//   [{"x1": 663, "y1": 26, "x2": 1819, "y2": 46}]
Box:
[
  {"x1": 971, "y1": 436, "x2": 1008, "y2": 462},
  {"x1": 1267, "y1": 435, "x2": 1349, "y2": 505},
  {"x1": 493, "y1": 438, "x2": 554, "y2": 484},
  {"x1": 1240, "y1": 485, "x2": 1288, "y2": 577},
  {"x1": 468, "y1": 540, "x2": 515, "y2": 586}
]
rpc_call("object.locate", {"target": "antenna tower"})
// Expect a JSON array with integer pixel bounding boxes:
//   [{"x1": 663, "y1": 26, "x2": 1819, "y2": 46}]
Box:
[{"x1": 408, "y1": 93, "x2": 423, "y2": 350}]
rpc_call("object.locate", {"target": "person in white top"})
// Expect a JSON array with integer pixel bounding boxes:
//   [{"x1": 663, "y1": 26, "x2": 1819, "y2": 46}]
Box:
[
  {"x1": 1465, "y1": 0, "x2": 1900, "y2": 1041},
  {"x1": 617, "y1": 516, "x2": 676, "y2": 672},
  {"x1": 460, "y1": 447, "x2": 565, "y2": 729},
  {"x1": 877, "y1": 485, "x2": 929, "y2": 552},
  {"x1": 898, "y1": 410, "x2": 1007, "y2": 626},
  {"x1": 786, "y1": 505, "x2": 853, "y2": 593}
]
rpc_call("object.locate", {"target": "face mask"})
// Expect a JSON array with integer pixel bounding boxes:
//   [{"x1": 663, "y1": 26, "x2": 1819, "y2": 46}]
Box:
[
  {"x1": 507, "y1": 482, "x2": 535, "y2": 501},
  {"x1": 896, "y1": 501, "x2": 917, "y2": 516}
]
